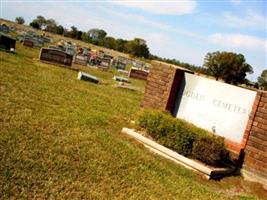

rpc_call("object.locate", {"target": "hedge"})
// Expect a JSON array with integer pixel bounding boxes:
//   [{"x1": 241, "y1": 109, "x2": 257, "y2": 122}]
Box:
[{"x1": 137, "y1": 109, "x2": 229, "y2": 166}]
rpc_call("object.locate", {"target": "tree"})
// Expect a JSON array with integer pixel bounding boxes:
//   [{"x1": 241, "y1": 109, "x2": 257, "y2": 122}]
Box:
[
  {"x1": 56, "y1": 25, "x2": 64, "y2": 35},
  {"x1": 126, "y1": 38, "x2": 150, "y2": 58},
  {"x1": 258, "y1": 69, "x2": 267, "y2": 90},
  {"x1": 115, "y1": 38, "x2": 128, "y2": 52},
  {"x1": 101, "y1": 36, "x2": 116, "y2": 49},
  {"x1": 45, "y1": 18, "x2": 57, "y2": 33},
  {"x1": 35, "y1": 15, "x2": 46, "y2": 29},
  {"x1": 15, "y1": 16, "x2": 25, "y2": 25},
  {"x1": 88, "y1": 29, "x2": 107, "y2": 42},
  {"x1": 81, "y1": 32, "x2": 90, "y2": 42},
  {"x1": 30, "y1": 16, "x2": 46, "y2": 30},
  {"x1": 69, "y1": 26, "x2": 78, "y2": 38},
  {"x1": 203, "y1": 51, "x2": 253, "y2": 85},
  {"x1": 29, "y1": 21, "x2": 40, "y2": 29}
]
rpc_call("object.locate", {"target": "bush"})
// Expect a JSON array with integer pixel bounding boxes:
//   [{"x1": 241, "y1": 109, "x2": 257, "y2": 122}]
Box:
[
  {"x1": 137, "y1": 109, "x2": 229, "y2": 166},
  {"x1": 192, "y1": 136, "x2": 228, "y2": 167}
]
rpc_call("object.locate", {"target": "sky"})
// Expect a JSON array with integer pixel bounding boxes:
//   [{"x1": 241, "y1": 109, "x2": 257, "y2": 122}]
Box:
[{"x1": 1, "y1": 0, "x2": 266, "y2": 81}]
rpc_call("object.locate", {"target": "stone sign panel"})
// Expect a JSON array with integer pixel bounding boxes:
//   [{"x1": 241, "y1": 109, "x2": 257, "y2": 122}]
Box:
[
  {"x1": 39, "y1": 48, "x2": 73, "y2": 67},
  {"x1": 173, "y1": 73, "x2": 257, "y2": 144}
]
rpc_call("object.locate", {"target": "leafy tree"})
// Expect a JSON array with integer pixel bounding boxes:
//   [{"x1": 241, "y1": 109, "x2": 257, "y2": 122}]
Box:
[
  {"x1": 126, "y1": 38, "x2": 150, "y2": 58},
  {"x1": 88, "y1": 29, "x2": 107, "y2": 42},
  {"x1": 81, "y1": 32, "x2": 90, "y2": 42},
  {"x1": 56, "y1": 25, "x2": 64, "y2": 35},
  {"x1": 15, "y1": 16, "x2": 25, "y2": 24},
  {"x1": 101, "y1": 36, "x2": 116, "y2": 49},
  {"x1": 258, "y1": 69, "x2": 267, "y2": 90},
  {"x1": 35, "y1": 15, "x2": 46, "y2": 29},
  {"x1": 115, "y1": 38, "x2": 128, "y2": 52},
  {"x1": 76, "y1": 30, "x2": 83, "y2": 40},
  {"x1": 45, "y1": 18, "x2": 57, "y2": 33},
  {"x1": 29, "y1": 21, "x2": 40, "y2": 29},
  {"x1": 204, "y1": 51, "x2": 253, "y2": 85}
]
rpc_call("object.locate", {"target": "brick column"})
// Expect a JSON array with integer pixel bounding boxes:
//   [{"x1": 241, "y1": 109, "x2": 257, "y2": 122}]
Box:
[
  {"x1": 243, "y1": 91, "x2": 267, "y2": 186},
  {"x1": 141, "y1": 61, "x2": 191, "y2": 112}
]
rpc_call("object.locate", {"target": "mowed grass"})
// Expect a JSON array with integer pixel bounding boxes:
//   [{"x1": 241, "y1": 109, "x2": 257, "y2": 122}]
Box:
[{"x1": 0, "y1": 44, "x2": 266, "y2": 199}]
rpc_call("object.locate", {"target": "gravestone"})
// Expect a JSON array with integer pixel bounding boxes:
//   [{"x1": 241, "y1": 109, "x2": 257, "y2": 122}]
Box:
[
  {"x1": 0, "y1": 24, "x2": 10, "y2": 33},
  {"x1": 74, "y1": 55, "x2": 88, "y2": 66},
  {"x1": 117, "y1": 69, "x2": 129, "y2": 74},
  {"x1": 39, "y1": 48, "x2": 73, "y2": 67},
  {"x1": 98, "y1": 58, "x2": 111, "y2": 70},
  {"x1": 128, "y1": 67, "x2": 149, "y2": 80},
  {"x1": 113, "y1": 59, "x2": 127, "y2": 70},
  {"x1": 0, "y1": 33, "x2": 16, "y2": 52},
  {"x1": 23, "y1": 39, "x2": 34, "y2": 47},
  {"x1": 113, "y1": 76, "x2": 130, "y2": 83},
  {"x1": 65, "y1": 46, "x2": 76, "y2": 56},
  {"x1": 77, "y1": 71, "x2": 99, "y2": 84}
]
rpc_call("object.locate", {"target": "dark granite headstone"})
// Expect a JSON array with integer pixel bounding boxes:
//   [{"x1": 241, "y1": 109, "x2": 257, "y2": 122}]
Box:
[
  {"x1": 39, "y1": 48, "x2": 73, "y2": 67},
  {"x1": 0, "y1": 33, "x2": 16, "y2": 51}
]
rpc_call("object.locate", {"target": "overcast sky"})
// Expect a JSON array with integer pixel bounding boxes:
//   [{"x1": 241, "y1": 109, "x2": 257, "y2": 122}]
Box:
[{"x1": 1, "y1": 0, "x2": 266, "y2": 81}]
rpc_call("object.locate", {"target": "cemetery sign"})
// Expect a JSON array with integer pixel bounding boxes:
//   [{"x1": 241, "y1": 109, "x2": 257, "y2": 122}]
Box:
[{"x1": 173, "y1": 73, "x2": 257, "y2": 144}]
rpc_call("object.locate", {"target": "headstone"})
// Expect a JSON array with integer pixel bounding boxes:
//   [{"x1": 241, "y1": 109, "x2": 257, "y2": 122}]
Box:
[
  {"x1": 77, "y1": 71, "x2": 99, "y2": 84},
  {"x1": 117, "y1": 69, "x2": 129, "y2": 74},
  {"x1": 0, "y1": 33, "x2": 16, "y2": 52},
  {"x1": 113, "y1": 76, "x2": 130, "y2": 83},
  {"x1": 39, "y1": 48, "x2": 73, "y2": 67},
  {"x1": 113, "y1": 60, "x2": 127, "y2": 70},
  {"x1": 23, "y1": 39, "x2": 34, "y2": 47},
  {"x1": 74, "y1": 55, "x2": 88, "y2": 66},
  {"x1": 116, "y1": 82, "x2": 138, "y2": 91},
  {"x1": 0, "y1": 24, "x2": 10, "y2": 33},
  {"x1": 128, "y1": 67, "x2": 149, "y2": 80},
  {"x1": 48, "y1": 45, "x2": 64, "y2": 51},
  {"x1": 65, "y1": 46, "x2": 76, "y2": 56},
  {"x1": 98, "y1": 58, "x2": 110, "y2": 70}
]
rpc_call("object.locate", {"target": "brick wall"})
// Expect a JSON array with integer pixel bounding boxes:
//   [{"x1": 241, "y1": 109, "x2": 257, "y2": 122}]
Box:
[
  {"x1": 224, "y1": 92, "x2": 262, "y2": 155},
  {"x1": 141, "y1": 61, "x2": 190, "y2": 111},
  {"x1": 243, "y1": 91, "x2": 267, "y2": 185},
  {"x1": 142, "y1": 61, "x2": 267, "y2": 185}
]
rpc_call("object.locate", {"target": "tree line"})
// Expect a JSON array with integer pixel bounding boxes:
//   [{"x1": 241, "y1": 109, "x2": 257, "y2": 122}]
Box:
[{"x1": 15, "y1": 16, "x2": 266, "y2": 88}]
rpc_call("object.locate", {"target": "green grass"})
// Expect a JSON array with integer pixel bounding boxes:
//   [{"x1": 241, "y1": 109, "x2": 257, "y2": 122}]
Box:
[{"x1": 0, "y1": 43, "x2": 266, "y2": 199}]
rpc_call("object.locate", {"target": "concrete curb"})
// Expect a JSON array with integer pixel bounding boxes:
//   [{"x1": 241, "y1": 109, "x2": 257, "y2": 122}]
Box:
[{"x1": 121, "y1": 128, "x2": 235, "y2": 179}]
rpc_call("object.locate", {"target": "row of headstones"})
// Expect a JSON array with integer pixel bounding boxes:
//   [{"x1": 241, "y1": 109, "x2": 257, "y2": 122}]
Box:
[
  {"x1": 0, "y1": 32, "x2": 150, "y2": 82},
  {"x1": 17, "y1": 31, "x2": 53, "y2": 48},
  {"x1": 39, "y1": 46, "x2": 150, "y2": 81}
]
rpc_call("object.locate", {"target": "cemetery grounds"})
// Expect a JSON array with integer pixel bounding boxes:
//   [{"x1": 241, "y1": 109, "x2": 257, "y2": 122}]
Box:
[{"x1": 1, "y1": 39, "x2": 267, "y2": 199}]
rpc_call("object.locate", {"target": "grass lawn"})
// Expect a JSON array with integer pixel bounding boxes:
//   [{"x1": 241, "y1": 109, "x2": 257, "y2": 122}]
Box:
[{"x1": 0, "y1": 43, "x2": 266, "y2": 199}]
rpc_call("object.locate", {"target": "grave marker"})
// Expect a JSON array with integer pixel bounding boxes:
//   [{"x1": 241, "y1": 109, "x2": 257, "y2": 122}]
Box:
[
  {"x1": 74, "y1": 55, "x2": 88, "y2": 66},
  {"x1": 129, "y1": 67, "x2": 149, "y2": 80},
  {"x1": 0, "y1": 33, "x2": 16, "y2": 52},
  {"x1": 39, "y1": 48, "x2": 73, "y2": 67},
  {"x1": 77, "y1": 71, "x2": 99, "y2": 84}
]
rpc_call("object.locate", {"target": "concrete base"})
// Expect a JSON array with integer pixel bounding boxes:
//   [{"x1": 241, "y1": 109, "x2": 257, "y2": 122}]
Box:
[
  {"x1": 242, "y1": 169, "x2": 267, "y2": 189},
  {"x1": 121, "y1": 128, "x2": 235, "y2": 179}
]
